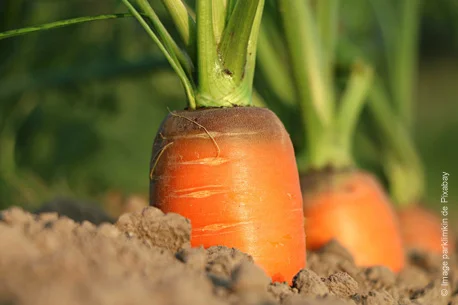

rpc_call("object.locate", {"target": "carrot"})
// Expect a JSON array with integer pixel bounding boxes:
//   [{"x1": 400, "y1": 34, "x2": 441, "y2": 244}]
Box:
[
  {"x1": 301, "y1": 170, "x2": 404, "y2": 271},
  {"x1": 150, "y1": 107, "x2": 305, "y2": 282},
  {"x1": 257, "y1": 0, "x2": 405, "y2": 271},
  {"x1": 398, "y1": 205, "x2": 455, "y2": 255},
  {"x1": 119, "y1": 0, "x2": 306, "y2": 283}
]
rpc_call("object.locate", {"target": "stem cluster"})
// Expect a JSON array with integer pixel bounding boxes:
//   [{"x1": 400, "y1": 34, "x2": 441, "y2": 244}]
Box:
[
  {"x1": 272, "y1": 0, "x2": 373, "y2": 171},
  {"x1": 122, "y1": 0, "x2": 265, "y2": 109},
  {"x1": 367, "y1": 0, "x2": 424, "y2": 206}
]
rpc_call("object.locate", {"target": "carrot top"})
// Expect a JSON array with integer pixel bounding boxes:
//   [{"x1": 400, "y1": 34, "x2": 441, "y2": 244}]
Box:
[
  {"x1": 364, "y1": 0, "x2": 424, "y2": 207},
  {"x1": 258, "y1": 0, "x2": 374, "y2": 172},
  {"x1": 121, "y1": 0, "x2": 265, "y2": 109}
]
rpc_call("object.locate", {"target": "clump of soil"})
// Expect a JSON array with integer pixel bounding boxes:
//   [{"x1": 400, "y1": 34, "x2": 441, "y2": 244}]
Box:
[{"x1": 0, "y1": 206, "x2": 455, "y2": 305}]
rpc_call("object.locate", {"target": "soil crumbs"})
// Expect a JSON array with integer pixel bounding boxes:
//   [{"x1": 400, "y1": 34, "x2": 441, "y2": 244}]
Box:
[{"x1": 0, "y1": 206, "x2": 455, "y2": 305}]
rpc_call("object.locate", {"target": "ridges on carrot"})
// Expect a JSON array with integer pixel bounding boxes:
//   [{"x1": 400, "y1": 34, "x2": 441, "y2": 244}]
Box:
[{"x1": 150, "y1": 107, "x2": 305, "y2": 283}]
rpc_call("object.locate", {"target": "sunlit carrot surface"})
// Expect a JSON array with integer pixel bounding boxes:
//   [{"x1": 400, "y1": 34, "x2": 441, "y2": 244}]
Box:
[
  {"x1": 301, "y1": 169, "x2": 405, "y2": 272},
  {"x1": 150, "y1": 107, "x2": 306, "y2": 283},
  {"x1": 399, "y1": 205, "x2": 455, "y2": 255}
]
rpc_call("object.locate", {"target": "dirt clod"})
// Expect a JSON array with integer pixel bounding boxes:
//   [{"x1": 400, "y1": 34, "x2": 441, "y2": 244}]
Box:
[
  {"x1": 115, "y1": 206, "x2": 190, "y2": 252},
  {"x1": 325, "y1": 272, "x2": 359, "y2": 297},
  {"x1": 293, "y1": 269, "x2": 329, "y2": 297},
  {"x1": 206, "y1": 246, "x2": 254, "y2": 280}
]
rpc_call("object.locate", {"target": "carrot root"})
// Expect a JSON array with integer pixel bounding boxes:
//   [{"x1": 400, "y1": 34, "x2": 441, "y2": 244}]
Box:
[
  {"x1": 301, "y1": 169, "x2": 405, "y2": 272},
  {"x1": 150, "y1": 107, "x2": 306, "y2": 283}
]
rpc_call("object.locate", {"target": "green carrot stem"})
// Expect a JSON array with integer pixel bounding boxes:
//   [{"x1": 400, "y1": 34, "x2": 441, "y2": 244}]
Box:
[
  {"x1": 257, "y1": 19, "x2": 295, "y2": 105},
  {"x1": 194, "y1": 0, "x2": 264, "y2": 108},
  {"x1": 122, "y1": 0, "x2": 196, "y2": 108},
  {"x1": 225, "y1": 0, "x2": 238, "y2": 22},
  {"x1": 368, "y1": 0, "x2": 396, "y2": 72},
  {"x1": 136, "y1": 0, "x2": 193, "y2": 76},
  {"x1": 211, "y1": 0, "x2": 227, "y2": 43},
  {"x1": 219, "y1": 0, "x2": 262, "y2": 84},
  {"x1": 392, "y1": 0, "x2": 421, "y2": 131},
  {"x1": 243, "y1": 0, "x2": 265, "y2": 92},
  {"x1": 336, "y1": 60, "x2": 373, "y2": 165},
  {"x1": 384, "y1": 150, "x2": 424, "y2": 207},
  {"x1": 369, "y1": 0, "x2": 423, "y2": 205},
  {"x1": 316, "y1": 0, "x2": 340, "y2": 106},
  {"x1": 195, "y1": 0, "x2": 223, "y2": 105},
  {"x1": 281, "y1": 0, "x2": 346, "y2": 170},
  {"x1": 0, "y1": 13, "x2": 133, "y2": 40},
  {"x1": 160, "y1": 0, "x2": 197, "y2": 59},
  {"x1": 368, "y1": 80, "x2": 425, "y2": 205},
  {"x1": 280, "y1": 0, "x2": 332, "y2": 127}
]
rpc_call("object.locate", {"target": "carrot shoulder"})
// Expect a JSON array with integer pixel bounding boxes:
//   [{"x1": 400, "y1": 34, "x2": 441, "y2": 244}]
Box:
[{"x1": 150, "y1": 107, "x2": 306, "y2": 283}]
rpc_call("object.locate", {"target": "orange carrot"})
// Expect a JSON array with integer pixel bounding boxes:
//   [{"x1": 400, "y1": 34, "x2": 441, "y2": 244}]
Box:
[
  {"x1": 150, "y1": 107, "x2": 305, "y2": 283},
  {"x1": 398, "y1": 205, "x2": 455, "y2": 255},
  {"x1": 301, "y1": 170, "x2": 405, "y2": 272}
]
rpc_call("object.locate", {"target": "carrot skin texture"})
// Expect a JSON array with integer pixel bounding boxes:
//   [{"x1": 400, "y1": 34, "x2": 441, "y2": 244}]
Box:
[
  {"x1": 301, "y1": 170, "x2": 405, "y2": 272},
  {"x1": 150, "y1": 107, "x2": 306, "y2": 283},
  {"x1": 399, "y1": 205, "x2": 455, "y2": 255}
]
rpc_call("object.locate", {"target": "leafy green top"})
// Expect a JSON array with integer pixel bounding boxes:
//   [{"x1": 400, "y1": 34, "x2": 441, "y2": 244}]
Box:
[
  {"x1": 259, "y1": 0, "x2": 373, "y2": 171},
  {"x1": 122, "y1": 0, "x2": 265, "y2": 109}
]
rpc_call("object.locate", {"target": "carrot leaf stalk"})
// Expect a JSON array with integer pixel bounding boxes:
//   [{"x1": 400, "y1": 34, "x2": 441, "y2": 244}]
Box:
[
  {"x1": 195, "y1": 0, "x2": 220, "y2": 102},
  {"x1": 121, "y1": 0, "x2": 197, "y2": 109},
  {"x1": 211, "y1": 0, "x2": 227, "y2": 44},
  {"x1": 135, "y1": 0, "x2": 193, "y2": 76},
  {"x1": 0, "y1": 13, "x2": 134, "y2": 40},
  {"x1": 316, "y1": 0, "x2": 340, "y2": 105},
  {"x1": 370, "y1": 0, "x2": 421, "y2": 131},
  {"x1": 392, "y1": 0, "x2": 421, "y2": 130},
  {"x1": 257, "y1": 14, "x2": 296, "y2": 106},
  {"x1": 280, "y1": 0, "x2": 332, "y2": 127},
  {"x1": 367, "y1": 80, "x2": 425, "y2": 207},
  {"x1": 368, "y1": 0, "x2": 424, "y2": 206},
  {"x1": 336, "y1": 61, "x2": 374, "y2": 166},
  {"x1": 219, "y1": 0, "x2": 261, "y2": 84},
  {"x1": 160, "y1": 0, "x2": 197, "y2": 59},
  {"x1": 278, "y1": 0, "x2": 373, "y2": 172}
]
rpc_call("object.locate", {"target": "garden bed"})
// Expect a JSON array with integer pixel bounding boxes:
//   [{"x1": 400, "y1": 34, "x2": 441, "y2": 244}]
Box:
[{"x1": 0, "y1": 206, "x2": 455, "y2": 305}]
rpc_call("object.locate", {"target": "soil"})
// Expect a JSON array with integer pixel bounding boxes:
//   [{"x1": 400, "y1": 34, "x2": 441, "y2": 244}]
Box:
[{"x1": 0, "y1": 205, "x2": 455, "y2": 305}]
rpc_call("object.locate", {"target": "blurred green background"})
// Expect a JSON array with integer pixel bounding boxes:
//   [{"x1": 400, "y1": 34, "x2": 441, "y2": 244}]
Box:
[{"x1": 0, "y1": 0, "x2": 457, "y2": 223}]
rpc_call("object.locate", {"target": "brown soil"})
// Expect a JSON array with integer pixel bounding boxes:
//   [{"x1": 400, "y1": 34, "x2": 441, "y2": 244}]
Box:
[{"x1": 0, "y1": 206, "x2": 455, "y2": 305}]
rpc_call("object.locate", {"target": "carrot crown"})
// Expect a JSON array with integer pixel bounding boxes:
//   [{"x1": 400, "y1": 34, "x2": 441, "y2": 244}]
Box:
[
  {"x1": 259, "y1": 0, "x2": 374, "y2": 172},
  {"x1": 122, "y1": 0, "x2": 265, "y2": 109}
]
